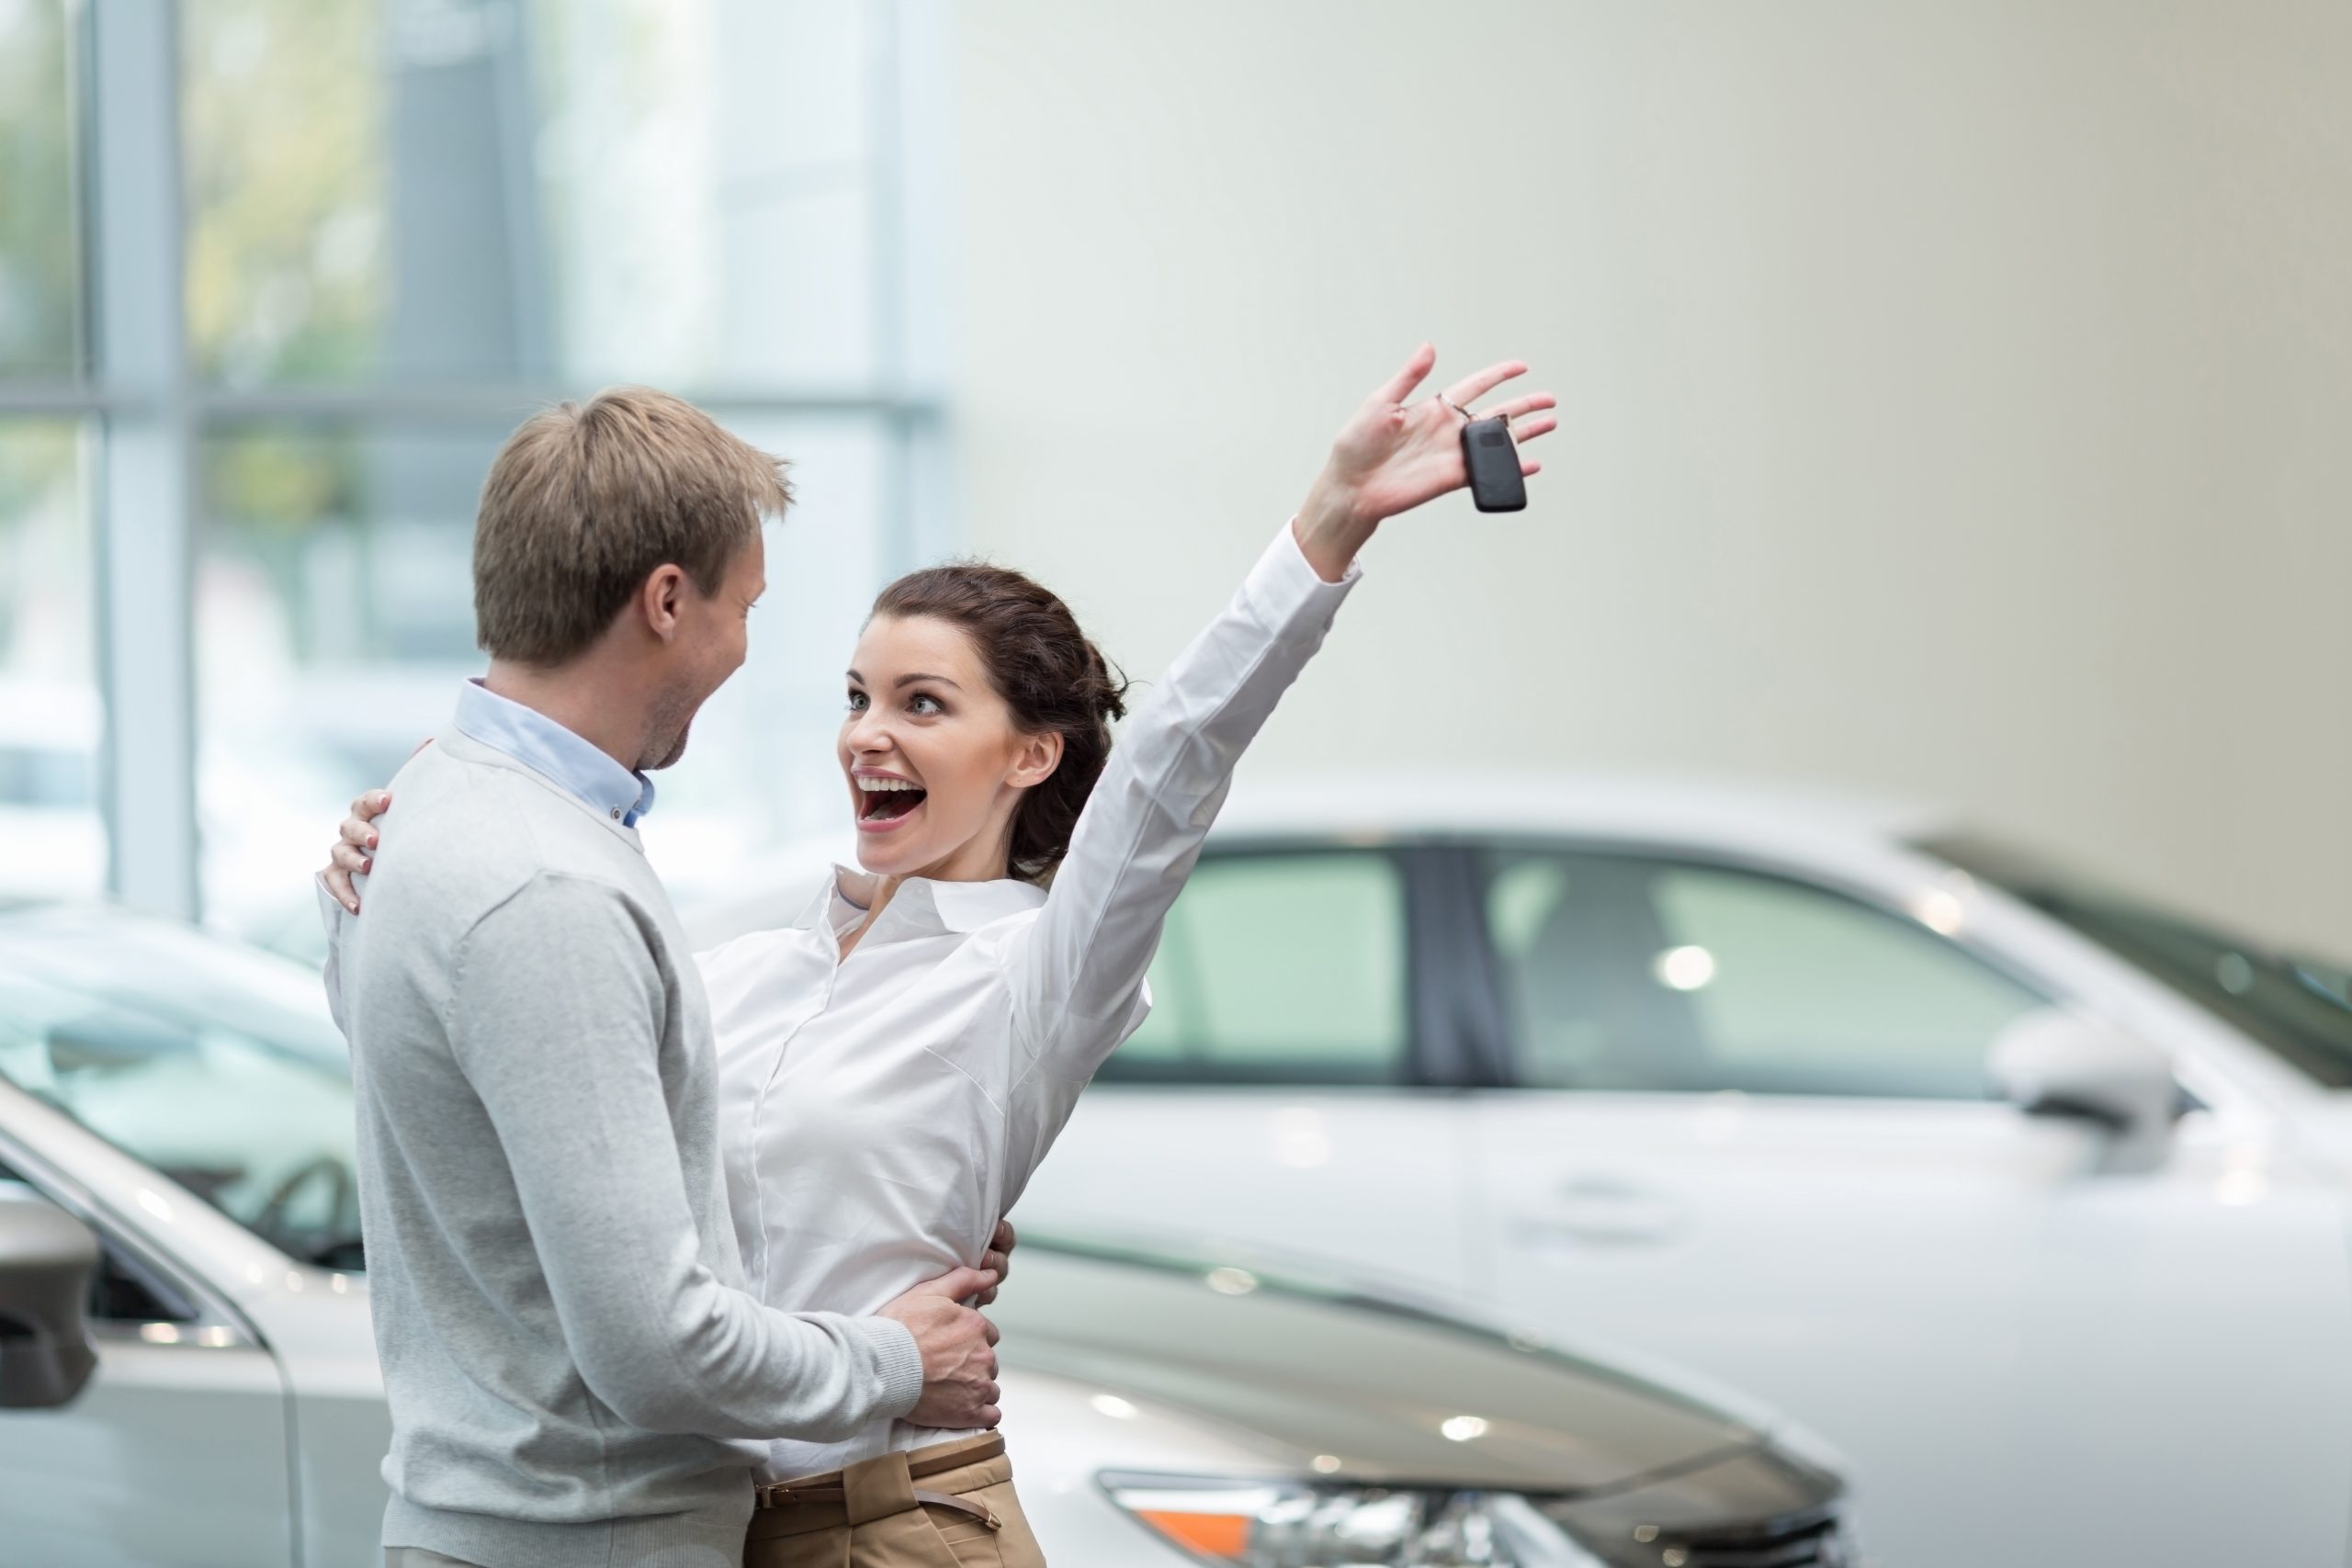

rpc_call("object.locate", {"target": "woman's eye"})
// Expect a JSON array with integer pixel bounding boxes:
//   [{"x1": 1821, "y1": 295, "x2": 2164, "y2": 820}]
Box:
[
  {"x1": 845, "y1": 691, "x2": 868, "y2": 713},
  {"x1": 908, "y1": 694, "x2": 944, "y2": 716}
]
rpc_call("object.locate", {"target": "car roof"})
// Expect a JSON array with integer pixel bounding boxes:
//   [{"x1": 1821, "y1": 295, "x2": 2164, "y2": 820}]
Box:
[{"x1": 1209, "y1": 771, "x2": 1955, "y2": 853}]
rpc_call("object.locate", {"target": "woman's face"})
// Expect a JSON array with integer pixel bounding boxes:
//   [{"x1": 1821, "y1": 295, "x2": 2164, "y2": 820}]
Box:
[{"x1": 838, "y1": 613, "x2": 1060, "y2": 880}]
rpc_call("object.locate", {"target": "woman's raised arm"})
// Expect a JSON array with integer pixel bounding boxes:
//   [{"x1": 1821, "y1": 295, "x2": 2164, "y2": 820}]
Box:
[{"x1": 1001, "y1": 346, "x2": 1555, "y2": 1103}]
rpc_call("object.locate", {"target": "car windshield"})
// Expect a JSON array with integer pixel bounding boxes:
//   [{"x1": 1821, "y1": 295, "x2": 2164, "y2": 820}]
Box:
[
  {"x1": 1919, "y1": 834, "x2": 2352, "y2": 1088},
  {"x1": 0, "y1": 905, "x2": 363, "y2": 1268}
]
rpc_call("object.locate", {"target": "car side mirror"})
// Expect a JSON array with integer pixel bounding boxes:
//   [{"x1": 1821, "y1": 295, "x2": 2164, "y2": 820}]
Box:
[
  {"x1": 1988, "y1": 1009, "x2": 2180, "y2": 1176},
  {"x1": 0, "y1": 1182, "x2": 101, "y2": 1409}
]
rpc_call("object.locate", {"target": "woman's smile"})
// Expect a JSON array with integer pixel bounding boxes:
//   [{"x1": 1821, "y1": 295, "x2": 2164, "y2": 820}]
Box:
[{"x1": 853, "y1": 768, "x2": 929, "y2": 832}]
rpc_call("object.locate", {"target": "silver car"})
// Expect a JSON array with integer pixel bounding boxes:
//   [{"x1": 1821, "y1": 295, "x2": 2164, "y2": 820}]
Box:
[{"x1": 0, "y1": 902, "x2": 1855, "y2": 1567}]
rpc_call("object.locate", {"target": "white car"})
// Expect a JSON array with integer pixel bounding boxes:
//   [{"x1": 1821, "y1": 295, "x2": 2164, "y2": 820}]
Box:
[
  {"x1": 0, "y1": 902, "x2": 1856, "y2": 1567},
  {"x1": 689, "y1": 773, "x2": 2352, "y2": 1568}
]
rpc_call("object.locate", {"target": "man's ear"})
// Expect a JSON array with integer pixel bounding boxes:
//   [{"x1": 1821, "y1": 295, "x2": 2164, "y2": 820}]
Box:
[
  {"x1": 639, "y1": 564, "x2": 689, "y2": 642},
  {"x1": 1008, "y1": 730, "x2": 1064, "y2": 789}
]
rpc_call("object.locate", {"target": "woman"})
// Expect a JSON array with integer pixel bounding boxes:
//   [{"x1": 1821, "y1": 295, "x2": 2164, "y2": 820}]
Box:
[{"x1": 323, "y1": 344, "x2": 1554, "y2": 1565}]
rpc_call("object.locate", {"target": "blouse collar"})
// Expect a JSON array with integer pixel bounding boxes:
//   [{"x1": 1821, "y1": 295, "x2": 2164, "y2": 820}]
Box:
[{"x1": 791, "y1": 865, "x2": 1046, "y2": 943}]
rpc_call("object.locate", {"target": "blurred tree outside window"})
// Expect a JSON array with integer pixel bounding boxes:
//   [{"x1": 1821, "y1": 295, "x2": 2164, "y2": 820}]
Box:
[
  {"x1": 0, "y1": 0, "x2": 79, "y2": 377},
  {"x1": 183, "y1": 0, "x2": 385, "y2": 385},
  {"x1": 183, "y1": 0, "x2": 883, "y2": 389}
]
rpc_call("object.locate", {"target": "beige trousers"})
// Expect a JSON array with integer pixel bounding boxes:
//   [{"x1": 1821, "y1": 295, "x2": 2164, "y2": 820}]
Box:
[{"x1": 743, "y1": 1435, "x2": 1046, "y2": 1568}]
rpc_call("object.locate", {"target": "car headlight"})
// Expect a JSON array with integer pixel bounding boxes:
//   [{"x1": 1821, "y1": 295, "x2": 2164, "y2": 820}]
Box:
[{"x1": 1101, "y1": 1472, "x2": 1611, "y2": 1566}]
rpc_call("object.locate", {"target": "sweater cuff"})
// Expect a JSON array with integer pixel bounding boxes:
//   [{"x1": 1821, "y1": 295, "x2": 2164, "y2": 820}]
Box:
[{"x1": 856, "y1": 1314, "x2": 927, "y2": 1419}]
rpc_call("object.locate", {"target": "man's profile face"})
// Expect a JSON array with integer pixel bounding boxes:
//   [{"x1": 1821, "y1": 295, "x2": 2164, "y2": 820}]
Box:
[{"x1": 644, "y1": 529, "x2": 767, "y2": 771}]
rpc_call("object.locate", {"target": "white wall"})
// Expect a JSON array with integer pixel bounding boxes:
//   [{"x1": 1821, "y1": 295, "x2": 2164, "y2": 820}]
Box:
[{"x1": 948, "y1": 1, "x2": 2352, "y2": 955}]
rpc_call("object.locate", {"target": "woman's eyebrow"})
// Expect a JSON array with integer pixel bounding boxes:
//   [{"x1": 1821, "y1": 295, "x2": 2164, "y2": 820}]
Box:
[{"x1": 895, "y1": 673, "x2": 962, "y2": 690}]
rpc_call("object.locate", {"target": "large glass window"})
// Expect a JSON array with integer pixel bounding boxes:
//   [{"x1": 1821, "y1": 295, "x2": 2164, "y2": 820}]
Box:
[
  {"x1": 1106, "y1": 852, "x2": 1411, "y2": 1085},
  {"x1": 0, "y1": 422, "x2": 101, "y2": 901},
  {"x1": 184, "y1": 0, "x2": 889, "y2": 387},
  {"x1": 3, "y1": 2, "x2": 940, "y2": 923},
  {"x1": 1481, "y1": 849, "x2": 2046, "y2": 1099}
]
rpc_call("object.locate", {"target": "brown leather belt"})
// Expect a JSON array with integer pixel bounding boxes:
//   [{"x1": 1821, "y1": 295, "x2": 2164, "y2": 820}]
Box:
[{"x1": 756, "y1": 1434, "x2": 1008, "y2": 1529}]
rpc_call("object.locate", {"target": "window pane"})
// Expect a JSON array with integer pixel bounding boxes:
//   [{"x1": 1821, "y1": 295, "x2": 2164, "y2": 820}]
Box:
[
  {"x1": 195, "y1": 415, "x2": 891, "y2": 950},
  {"x1": 1484, "y1": 850, "x2": 2046, "y2": 1099},
  {"x1": 1108, "y1": 852, "x2": 1408, "y2": 1085},
  {"x1": 0, "y1": 0, "x2": 79, "y2": 375},
  {"x1": 0, "y1": 420, "x2": 102, "y2": 900},
  {"x1": 181, "y1": 0, "x2": 385, "y2": 384},
  {"x1": 185, "y1": 0, "x2": 886, "y2": 385},
  {"x1": 196, "y1": 424, "x2": 481, "y2": 948}
]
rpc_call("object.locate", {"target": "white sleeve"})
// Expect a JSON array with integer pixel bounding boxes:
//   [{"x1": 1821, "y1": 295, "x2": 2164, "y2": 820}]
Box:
[
  {"x1": 1001, "y1": 523, "x2": 1359, "y2": 1177},
  {"x1": 313, "y1": 874, "x2": 352, "y2": 1035}
]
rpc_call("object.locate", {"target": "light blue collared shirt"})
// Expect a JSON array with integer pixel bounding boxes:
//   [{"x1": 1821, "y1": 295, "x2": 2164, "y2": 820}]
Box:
[{"x1": 453, "y1": 679, "x2": 656, "y2": 828}]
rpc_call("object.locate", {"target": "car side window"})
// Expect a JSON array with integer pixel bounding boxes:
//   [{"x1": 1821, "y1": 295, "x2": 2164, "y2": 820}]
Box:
[
  {"x1": 1102, "y1": 851, "x2": 1409, "y2": 1085},
  {"x1": 1481, "y1": 849, "x2": 2048, "y2": 1099},
  {"x1": 0, "y1": 970, "x2": 359, "y2": 1265}
]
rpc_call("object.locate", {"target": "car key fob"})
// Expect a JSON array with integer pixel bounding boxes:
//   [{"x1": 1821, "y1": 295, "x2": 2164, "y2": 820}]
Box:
[{"x1": 1461, "y1": 415, "x2": 1527, "y2": 513}]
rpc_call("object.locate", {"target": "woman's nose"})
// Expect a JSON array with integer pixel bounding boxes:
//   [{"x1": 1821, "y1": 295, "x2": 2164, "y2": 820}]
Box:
[{"x1": 845, "y1": 708, "x2": 893, "y2": 754}]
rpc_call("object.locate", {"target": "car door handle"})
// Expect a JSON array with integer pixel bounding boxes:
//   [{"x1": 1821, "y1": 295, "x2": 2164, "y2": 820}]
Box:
[{"x1": 1513, "y1": 1175, "x2": 1684, "y2": 1247}]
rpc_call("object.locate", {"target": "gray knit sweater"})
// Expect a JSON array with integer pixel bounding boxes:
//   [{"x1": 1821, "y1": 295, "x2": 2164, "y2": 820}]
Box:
[{"x1": 319, "y1": 727, "x2": 922, "y2": 1568}]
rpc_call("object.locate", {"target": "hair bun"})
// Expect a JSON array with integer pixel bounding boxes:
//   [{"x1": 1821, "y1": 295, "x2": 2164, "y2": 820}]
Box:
[{"x1": 1087, "y1": 642, "x2": 1131, "y2": 724}]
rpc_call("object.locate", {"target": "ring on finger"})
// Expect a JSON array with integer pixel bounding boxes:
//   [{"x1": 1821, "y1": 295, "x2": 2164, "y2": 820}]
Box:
[{"x1": 1437, "y1": 393, "x2": 1474, "y2": 421}]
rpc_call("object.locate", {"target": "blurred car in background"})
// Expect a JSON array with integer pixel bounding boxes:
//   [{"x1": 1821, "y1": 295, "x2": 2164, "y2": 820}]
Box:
[
  {"x1": 689, "y1": 774, "x2": 2352, "y2": 1568},
  {"x1": 0, "y1": 901, "x2": 1856, "y2": 1568}
]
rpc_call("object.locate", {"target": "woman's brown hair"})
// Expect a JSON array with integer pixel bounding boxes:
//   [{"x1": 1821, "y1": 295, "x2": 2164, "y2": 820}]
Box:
[{"x1": 868, "y1": 565, "x2": 1128, "y2": 883}]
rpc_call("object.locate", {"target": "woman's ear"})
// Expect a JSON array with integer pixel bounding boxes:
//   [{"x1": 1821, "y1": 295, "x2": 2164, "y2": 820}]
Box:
[{"x1": 1008, "y1": 730, "x2": 1064, "y2": 789}]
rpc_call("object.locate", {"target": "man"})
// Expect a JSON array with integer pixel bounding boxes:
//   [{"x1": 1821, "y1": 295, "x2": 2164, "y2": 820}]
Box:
[{"x1": 319, "y1": 388, "x2": 1001, "y2": 1568}]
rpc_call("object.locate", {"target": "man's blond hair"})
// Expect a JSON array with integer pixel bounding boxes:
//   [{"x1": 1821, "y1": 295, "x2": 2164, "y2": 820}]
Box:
[{"x1": 472, "y1": 387, "x2": 790, "y2": 666}]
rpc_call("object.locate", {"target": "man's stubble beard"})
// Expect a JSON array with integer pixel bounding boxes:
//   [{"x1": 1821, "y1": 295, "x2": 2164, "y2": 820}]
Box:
[
  {"x1": 639, "y1": 679, "x2": 703, "y2": 772},
  {"x1": 641, "y1": 642, "x2": 737, "y2": 772},
  {"x1": 646, "y1": 717, "x2": 693, "y2": 771}
]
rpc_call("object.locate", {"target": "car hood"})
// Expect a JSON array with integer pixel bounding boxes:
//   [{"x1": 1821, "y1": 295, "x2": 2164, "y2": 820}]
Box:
[{"x1": 989, "y1": 1236, "x2": 1770, "y2": 1495}]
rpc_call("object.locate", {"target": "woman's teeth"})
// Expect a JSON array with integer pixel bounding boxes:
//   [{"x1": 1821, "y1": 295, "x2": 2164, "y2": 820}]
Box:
[{"x1": 856, "y1": 776, "x2": 926, "y2": 821}]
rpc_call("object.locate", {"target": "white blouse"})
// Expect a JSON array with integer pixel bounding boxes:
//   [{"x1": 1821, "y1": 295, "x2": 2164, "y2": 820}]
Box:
[{"x1": 695, "y1": 523, "x2": 1359, "y2": 1480}]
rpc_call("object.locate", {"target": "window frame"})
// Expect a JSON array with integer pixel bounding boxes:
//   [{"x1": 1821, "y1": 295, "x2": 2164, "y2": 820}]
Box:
[{"x1": 1453, "y1": 835, "x2": 2064, "y2": 1099}]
